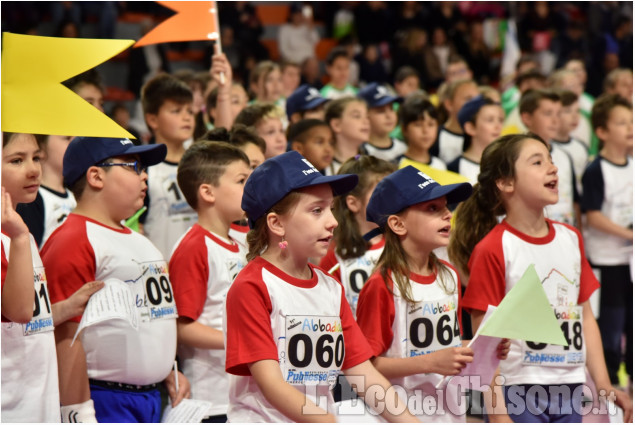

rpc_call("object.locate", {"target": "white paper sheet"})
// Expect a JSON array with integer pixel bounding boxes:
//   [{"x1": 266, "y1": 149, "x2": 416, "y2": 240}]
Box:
[
  {"x1": 71, "y1": 278, "x2": 139, "y2": 346},
  {"x1": 161, "y1": 399, "x2": 214, "y2": 423}
]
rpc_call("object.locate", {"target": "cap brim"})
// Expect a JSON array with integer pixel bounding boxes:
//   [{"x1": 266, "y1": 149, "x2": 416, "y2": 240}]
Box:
[
  {"x1": 427, "y1": 182, "x2": 473, "y2": 204},
  {"x1": 370, "y1": 96, "x2": 403, "y2": 107},
  {"x1": 293, "y1": 173, "x2": 359, "y2": 196},
  {"x1": 301, "y1": 97, "x2": 330, "y2": 111},
  {"x1": 124, "y1": 144, "x2": 167, "y2": 167}
]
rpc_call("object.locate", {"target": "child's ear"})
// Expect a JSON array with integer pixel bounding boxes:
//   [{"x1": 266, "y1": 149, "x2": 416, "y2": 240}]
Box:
[
  {"x1": 85, "y1": 166, "x2": 105, "y2": 190},
  {"x1": 266, "y1": 212, "x2": 285, "y2": 238},
  {"x1": 198, "y1": 183, "x2": 215, "y2": 204},
  {"x1": 290, "y1": 141, "x2": 304, "y2": 154},
  {"x1": 386, "y1": 214, "x2": 406, "y2": 236},
  {"x1": 464, "y1": 121, "x2": 477, "y2": 137},
  {"x1": 520, "y1": 111, "x2": 531, "y2": 128},
  {"x1": 443, "y1": 97, "x2": 454, "y2": 114},
  {"x1": 145, "y1": 113, "x2": 159, "y2": 131},
  {"x1": 496, "y1": 177, "x2": 514, "y2": 195},
  {"x1": 345, "y1": 194, "x2": 362, "y2": 214},
  {"x1": 330, "y1": 118, "x2": 342, "y2": 134},
  {"x1": 594, "y1": 126, "x2": 608, "y2": 143}
]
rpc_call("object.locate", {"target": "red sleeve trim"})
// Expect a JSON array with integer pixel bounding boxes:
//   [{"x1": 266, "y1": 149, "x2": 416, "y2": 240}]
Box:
[
  {"x1": 169, "y1": 227, "x2": 209, "y2": 320},
  {"x1": 356, "y1": 271, "x2": 395, "y2": 357}
]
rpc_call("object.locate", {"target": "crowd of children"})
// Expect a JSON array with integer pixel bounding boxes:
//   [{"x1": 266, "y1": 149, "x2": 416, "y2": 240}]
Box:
[{"x1": 1, "y1": 32, "x2": 633, "y2": 424}]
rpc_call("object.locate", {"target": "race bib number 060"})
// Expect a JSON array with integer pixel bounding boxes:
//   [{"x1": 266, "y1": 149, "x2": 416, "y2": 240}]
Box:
[{"x1": 283, "y1": 315, "x2": 344, "y2": 386}]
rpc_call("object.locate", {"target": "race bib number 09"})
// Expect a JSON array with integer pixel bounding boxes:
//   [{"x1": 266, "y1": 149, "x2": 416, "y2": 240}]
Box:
[
  {"x1": 139, "y1": 261, "x2": 178, "y2": 322},
  {"x1": 522, "y1": 306, "x2": 584, "y2": 367},
  {"x1": 406, "y1": 296, "x2": 461, "y2": 357},
  {"x1": 283, "y1": 315, "x2": 344, "y2": 386}
]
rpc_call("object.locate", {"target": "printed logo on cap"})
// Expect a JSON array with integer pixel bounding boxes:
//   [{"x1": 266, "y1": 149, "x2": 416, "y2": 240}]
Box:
[
  {"x1": 119, "y1": 138, "x2": 133, "y2": 146},
  {"x1": 417, "y1": 171, "x2": 434, "y2": 189},
  {"x1": 301, "y1": 158, "x2": 319, "y2": 175},
  {"x1": 305, "y1": 87, "x2": 322, "y2": 101},
  {"x1": 374, "y1": 86, "x2": 390, "y2": 99}
]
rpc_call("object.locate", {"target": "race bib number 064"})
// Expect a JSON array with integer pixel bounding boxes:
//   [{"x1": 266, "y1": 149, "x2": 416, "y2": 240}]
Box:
[{"x1": 283, "y1": 315, "x2": 344, "y2": 386}]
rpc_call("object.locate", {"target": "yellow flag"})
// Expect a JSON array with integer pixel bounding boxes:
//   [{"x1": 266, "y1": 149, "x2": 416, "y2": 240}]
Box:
[{"x1": 2, "y1": 32, "x2": 134, "y2": 138}]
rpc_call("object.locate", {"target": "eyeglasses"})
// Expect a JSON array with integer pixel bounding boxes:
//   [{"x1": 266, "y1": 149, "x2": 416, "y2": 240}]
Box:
[{"x1": 97, "y1": 161, "x2": 147, "y2": 175}]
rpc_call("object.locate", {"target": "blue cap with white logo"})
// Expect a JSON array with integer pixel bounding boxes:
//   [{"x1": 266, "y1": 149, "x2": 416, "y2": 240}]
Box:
[
  {"x1": 242, "y1": 151, "x2": 358, "y2": 228},
  {"x1": 286, "y1": 84, "x2": 330, "y2": 120},
  {"x1": 63, "y1": 137, "x2": 167, "y2": 187},
  {"x1": 365, "y1": 166, "x2": 472, "y2": 234},
  {"x1": 358, "y1": 82, "x2": 403, "y2": 108}
]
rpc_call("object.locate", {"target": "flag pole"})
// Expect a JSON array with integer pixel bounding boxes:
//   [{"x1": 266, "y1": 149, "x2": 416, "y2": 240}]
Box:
[{"x1": 209, "y1": 1, "x2": 225, "y2": 84}]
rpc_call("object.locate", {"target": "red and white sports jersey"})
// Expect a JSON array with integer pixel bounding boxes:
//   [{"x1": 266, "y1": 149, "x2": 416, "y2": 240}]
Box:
[
  {"x1": 319, "y1": 238, "x2": 385, "y2": 317},
  {"x1": 224, "y1": 257, "x2": 373, "y2": 422},
  {"x1": 544, "y1": 145, "x2": 577, "y2": 226},
  {"x1": 1, "y1": 233, "x2": 60, "y2": 423},
  {"x1": 170, "y1": 224, "x2": 247, "y2": 416},
  {"x1": 41, "y1": 214, "x2": 177, "y2": 386},
  {"x1": 356, "y1": 263, "x2": 464, "y2": 422},
  {"x1": 463, "y1": 219, "x2": 599, "y2": 386},
  {"x1": 228, "y1": 222, "x2": 249, "y2": 247},
  {"x1": 144, "y1": 161, "x2": 197, "y2": 259}
]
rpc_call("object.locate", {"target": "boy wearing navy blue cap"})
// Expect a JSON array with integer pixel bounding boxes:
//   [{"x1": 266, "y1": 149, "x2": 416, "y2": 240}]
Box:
[
  {"x1": 358, "y1": 82, "x2": 407, "y2": 162},
  {"x1": 447, "y1": 95, "x2": 504, "y2": 184},
  {"x1": 286, "y1": 84, "x2": 330, "y2": 124},
  {"x1": 223, "y1": 151, "x2": 418, "y2": 422},
  {"x1": 41, "y1": 137, "x2": 190, "y2": 422}
]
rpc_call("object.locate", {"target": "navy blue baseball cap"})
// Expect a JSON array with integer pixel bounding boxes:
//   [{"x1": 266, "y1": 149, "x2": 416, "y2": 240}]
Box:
[
  {"x1": 365, "y1": 166, "x2": 472, "y2": 236},
  {"x1": 286, "y1": 84, "x2": 330, "y2": 119},
  {"x1": 358, "y1": 83, "x2": 403, "y2": 108},
  {"x1": 63, "y1": 137, "x2": 167, "y2": 187},
  {"x1": 458, "y1": 95, "x2": 496, "y2": 131},
  {"x1": 242, "y1": 151, "x2": 358, "y2": 228}
]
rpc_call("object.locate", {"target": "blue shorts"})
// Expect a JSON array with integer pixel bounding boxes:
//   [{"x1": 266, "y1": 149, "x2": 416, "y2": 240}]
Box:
[
  {"x1": 90, "y1": 382, "x2": 162, "y2": 423},
  {"x1": 503, "y1": 383, "x2": 583, "y2": 423}
]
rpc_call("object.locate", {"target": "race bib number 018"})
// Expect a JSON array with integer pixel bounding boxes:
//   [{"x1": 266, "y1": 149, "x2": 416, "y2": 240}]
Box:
[
  {"x1": 406, "y1": 296, "x2": 461, "y2": 357},
  {"x1": 283, "y1": 315, "x2": 344, "y2": 386},
  {"x1": 522, "y1": 306, "x2": 585, "y2": 367},
  {"x1": 23, "y1": 266, "x2": 54, "y2": 336},
  {"x1": 139, "y1": 261, "x2": 178, "y2": 322}
]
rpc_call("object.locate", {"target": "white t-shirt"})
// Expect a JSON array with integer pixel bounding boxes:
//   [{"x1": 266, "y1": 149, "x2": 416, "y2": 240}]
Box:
[
  {"x1": 170, "y1": 224, "x2": 247, "y2": 416},
  {"x1": 362, "y1": 138, "x2": 408, "y2": 163},
  {"x1": 581, "y1": 156, "x2": 633, "y2": 266},
  {"x1": 356, "y1": 262, "x2": 464, "y2": 422},
  {"x1": 319, "y1": 239, "x2": 385, "y2": 317},
  {"x1": 434, "y1": 126, "x2": 465, "y2": 164},
  {"x1": 552, "y1": 137, "x2": 589, "y2": 194},
  {"x1": 1, "y1": 233, "x2": 60, "y2": 423},
  {"x1": 42, "y1": 214, "x2": 177, "y2": 385},
  {"x1": 464, "y1": 220, "x2": 599, "y2": 386},
  {"x1": 447, "y1": 156, "x2": 481, "y2": 185},
  {"x1": 143, "y1": 161, "x2": 198, "y2": 259},
  {"x1": 224, "y1": 257, "x2": 373, "y2": 422}
]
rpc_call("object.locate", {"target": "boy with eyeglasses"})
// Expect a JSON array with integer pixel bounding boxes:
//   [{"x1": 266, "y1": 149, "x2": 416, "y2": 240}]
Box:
[{"x1": 41, "y1": 136, "x2": 190, "y2": 422}]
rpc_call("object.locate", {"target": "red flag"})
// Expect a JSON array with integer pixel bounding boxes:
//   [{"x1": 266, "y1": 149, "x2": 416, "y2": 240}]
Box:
[{"x1": 135, "y1": 1, "x2": 219, "y2": 47}]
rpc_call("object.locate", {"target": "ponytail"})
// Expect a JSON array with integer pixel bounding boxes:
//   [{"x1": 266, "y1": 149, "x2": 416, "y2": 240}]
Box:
[{"x1": 449, "y1": 133, "x2": 547, "y2": 276}]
